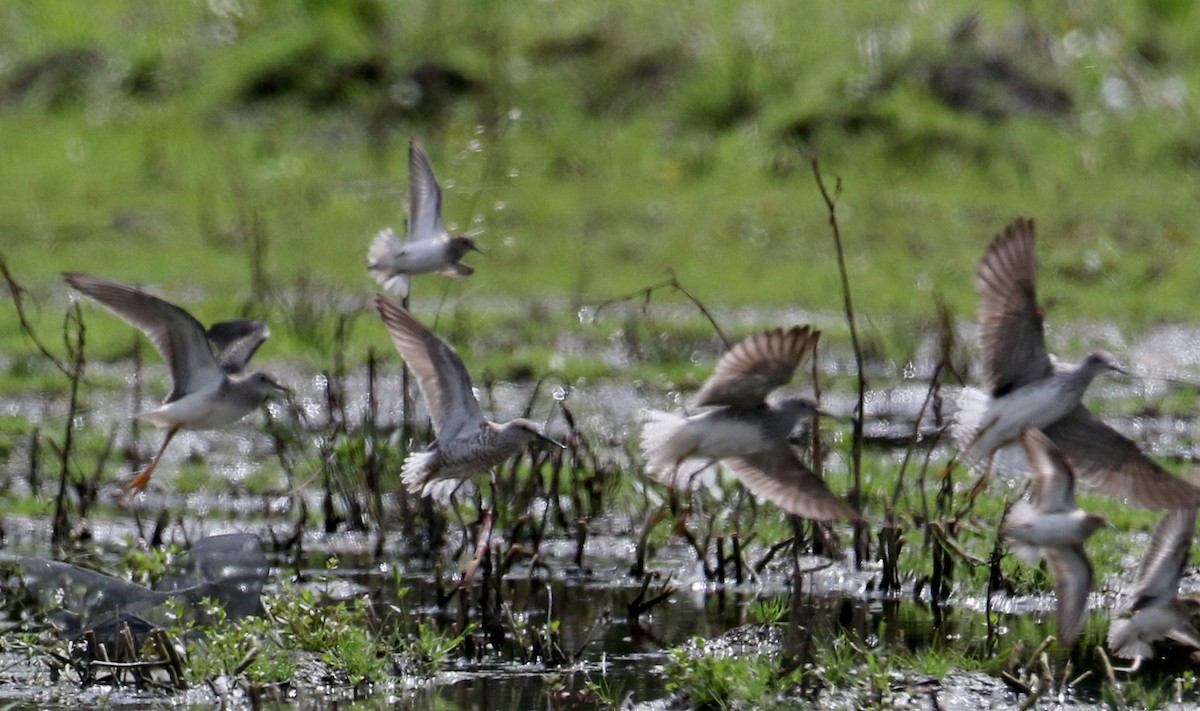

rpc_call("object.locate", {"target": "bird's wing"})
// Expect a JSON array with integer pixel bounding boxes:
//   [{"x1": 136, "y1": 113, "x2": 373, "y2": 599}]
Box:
[
  {"x1": 1131, "y1": 508, "x2": 1195, "y2": 607},
  {"x1": 724, "y1": 444, "x2": 861, "y2": 522},
  {"x1": 64, "y1": 272, "x2": 223, "y2": 402},
  {"x1": 1020, "y1": 427, "x2": 1077, "y2": 513},
  {"x1": 1044, "y1": 407, "x2": 1200, "y2": 510},
  {"x1": 375, "y1": 295, "x2": 485, "y2": 440},
  {"x1": 693, "y1": 326, "x2": 819, "y2": 409},
  {"x1": 1043, "y1": 545, "x2": 1093, "y2": 647},
  {"x1": 205, "y1": 320, "x2": 270, "y2": 374},
  {"x1": 975, "y1": 218, "x2": 1054, "y2": 396},
  {"x1": 407, "y1": 140, "x2": 445, "y2": 244}
]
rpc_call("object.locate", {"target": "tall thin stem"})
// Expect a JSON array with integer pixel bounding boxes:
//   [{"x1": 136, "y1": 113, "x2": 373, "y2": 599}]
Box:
[{"x1": 811, "y1": 159, "x2": 867, "y2": 567}]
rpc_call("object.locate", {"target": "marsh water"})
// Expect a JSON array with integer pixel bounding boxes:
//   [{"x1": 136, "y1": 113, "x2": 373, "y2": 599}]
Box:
[{"x1": 4, "y1": 318, "x2": 1200, "y2": 710}]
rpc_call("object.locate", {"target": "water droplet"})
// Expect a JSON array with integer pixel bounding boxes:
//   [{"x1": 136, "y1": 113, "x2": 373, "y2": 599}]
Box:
[
  {"x1": 474, "y1": 125, "x2": 486, "y2": 135},
  {"x1": 494, "y1": 201, "x2": 507, "y2": 211},
  {"x1": 508, "y1": 107, "x2": 522, "y2": 121},
  {"x1": 552, "y1": 386, "x2": 568, "y2": 401},
  {"x1": 507, "y1": 168, "x2": 520, "y2": 178},
  {"x1": 468, "y1": 139, "x2": 483, "y2": 152},
  {"x1": 903, "y1": 361, "x2": 916, "y2": 379},
  {"x1": 503, "y1": 235, "x2": 516, "y2": 247},
  {"x1": 578, "y1": 307, "x2": 595, "y2": 326}
]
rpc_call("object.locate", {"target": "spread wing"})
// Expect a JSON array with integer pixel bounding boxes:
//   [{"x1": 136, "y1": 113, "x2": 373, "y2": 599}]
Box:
[
  {"x1": 407, "y1": 140, "x2": 445, "y2": 244},
  {"x1": 375, "y1": 295, "x2": 484, "y2": 441},
  {"x1": 205, "y1": 320, "x2": 270, "y2": 374},
  {"x1": 1044, "y1": 407, "x2": 1200, "y2": 510},
  {"x1": 1044, "y1": 545, "x2": 1093, "y2": 646},
  {"x1": 693, "y1": 326, "x2": 819, "y2": 409},
  {"x1": 1132, "y1": 508, "x2": 1195, "y2": 608},
  {"x1": 975, "y1": 218, "x2": 1053, "y2": 396},
  {"x1": 64, "y1": 272, "x2": 223, "y2": 402},
  {"x1": 724, "y1": 444, "x2": 861, "y2": 522},
  {"x1": 1021, "y1": 427, "x2": 1077, "y2": 513}
]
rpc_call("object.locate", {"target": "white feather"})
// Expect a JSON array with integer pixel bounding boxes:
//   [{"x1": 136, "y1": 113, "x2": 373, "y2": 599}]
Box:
[{"x1": 368, "y1": 228, "x2": 412, "y2": 297}]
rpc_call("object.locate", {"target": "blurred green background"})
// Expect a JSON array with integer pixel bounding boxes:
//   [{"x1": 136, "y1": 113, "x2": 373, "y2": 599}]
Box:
[{"x1": 1, "y1": 0, "x2": 1197, "y2": 374}]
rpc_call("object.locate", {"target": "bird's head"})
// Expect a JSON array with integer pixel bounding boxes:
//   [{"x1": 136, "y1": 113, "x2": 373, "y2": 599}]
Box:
[
  {"x1": 245, "y1": 371, "x2": 291, "y2": 402},
  {"x1": 776, "y1": 397, "x2": 838, "y2": 423},
  {"x1": 1083, "y1": 512, "x2": 1111, "y2": 537},
  {"x1": 1083, "y1": 351, "x2": 1127, "y2": 376},
  {"x1": 508, "y1": 418, "x2": 565, "y2": 449},
  {"x1": 450, "y1": 236, "x2": 483, "y2": 258}
]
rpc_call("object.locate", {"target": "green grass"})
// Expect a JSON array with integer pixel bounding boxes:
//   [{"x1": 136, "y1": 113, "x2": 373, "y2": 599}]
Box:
[{"x1": 1, "y1": 0, "x2": 1199, "y2": 385}]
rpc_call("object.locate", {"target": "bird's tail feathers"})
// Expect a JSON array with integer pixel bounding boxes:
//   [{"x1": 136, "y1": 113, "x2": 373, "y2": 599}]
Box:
[
  {"x1": 1002, "y1": 500, "x2": 1044, "y2": 566},
  {"x1": 639, "y1": 410, "x2": 700, "y2": 485},
  {"x1": 1107, "y1": 618, "x2": 1153, "y2": 661},
  {"x1": 953, "y1": 387, "x2": 1027, "y2": 476},
  {"x1": 952, "y1": 387, "x2": 992, "y2": 465},
  {"x1": 368, "y1": 228, "x2": 411, "y2": 296},
  {"x1": 401, "y1": 450, "x2": 438, "y2": 496}
]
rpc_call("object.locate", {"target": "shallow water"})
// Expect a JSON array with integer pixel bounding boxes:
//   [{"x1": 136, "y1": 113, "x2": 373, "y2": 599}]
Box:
[{"x1": 5, "y1": 320, "x2": 1200, "y2": 708}]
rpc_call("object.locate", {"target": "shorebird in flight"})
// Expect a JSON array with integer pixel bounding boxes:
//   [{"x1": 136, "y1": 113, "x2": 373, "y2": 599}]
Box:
[
  {"x1": 639, "y1": 326, "x2": 860, "y2": 522},
  {"x1": 1108, "y1": 507, "x2": 1200, "y2": 671},
  {"x1": 956, "y1": 218, "x2": 1200, "y2": 509},
  {"x1": 65, "y1": 273, "x2": 287, "y2": 493},
  {"x1": 1002, "y1": 427, "x2": 1108, "y2": 646},
  {"x1": 368, "y1": 140, "x2": 481, "y2": 298},
  {"x1": 375, "y1": 295, "x2": 561, "y2": 496}
]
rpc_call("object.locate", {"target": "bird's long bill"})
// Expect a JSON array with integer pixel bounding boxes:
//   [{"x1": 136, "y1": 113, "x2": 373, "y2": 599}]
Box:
[
  {"x1": 469, "y1": 243, "x2": 485, "y2": 255},
  {"x1": 536, "y1": 432, "x2": 566, "y2": 449}
]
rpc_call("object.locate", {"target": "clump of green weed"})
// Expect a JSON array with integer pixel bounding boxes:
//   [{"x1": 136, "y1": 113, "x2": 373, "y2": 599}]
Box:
[
  {"x1": 664, "y1": 639, "x2": 804, "y2": 710},
  {"x1": 185, "y1": 600, "x2": 296, "y2": 685}
]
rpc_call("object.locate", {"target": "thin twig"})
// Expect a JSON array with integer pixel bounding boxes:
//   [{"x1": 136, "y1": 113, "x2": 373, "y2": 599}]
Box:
[
  {"x1": 0, "y1": 254, "x2": 72, "y2": 376},
  {"x1": 811, "y1": 159, "x2": 867, "y2": 566},
  {"x1": 593, "y1": 273, "x2": 731, "y2": 348}
]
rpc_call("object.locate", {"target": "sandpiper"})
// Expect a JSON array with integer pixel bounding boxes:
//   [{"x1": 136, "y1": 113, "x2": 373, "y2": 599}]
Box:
[
  {"x1": 374, "y1": 295, "x2": 562, "y2": 496},
  {"x1": 1108, "y1": 507, "x2": 1200, "y2": 671},
  {"x1": 956, "y1": 218, "x2": 1200, "y2": 510},
  {"x1": 1002, "y1": 427, "x2": 1108, "y2": 646},
  {"x1": 64, "y1": 273, "x2": 288, "y2": 493},
  {"x1": 368, "y1": 140, "x2": 482, "y2": 297},
  {"x1": 639, "y1": 326, "x2": 860, "y2": 522}
]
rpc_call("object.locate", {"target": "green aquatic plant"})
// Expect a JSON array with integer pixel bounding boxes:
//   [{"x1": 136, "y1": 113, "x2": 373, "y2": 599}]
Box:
[
  {"x1": 664, "y1": 640, "x2": 805, "y2": 710},
  {"x1": 748, "y1": 596, "x2": 788, "y2": 626},
  {"x1": 186, "y1": 601, "x2": 296, "y2": 685}
]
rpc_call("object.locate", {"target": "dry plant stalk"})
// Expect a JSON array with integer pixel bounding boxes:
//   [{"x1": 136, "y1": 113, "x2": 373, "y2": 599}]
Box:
[{"x1": 811, "y1": 159, "x2": 867, "y2": 567}]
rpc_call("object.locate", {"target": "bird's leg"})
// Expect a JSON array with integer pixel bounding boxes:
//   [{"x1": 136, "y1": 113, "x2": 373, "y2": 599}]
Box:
[
  {"x1": 966, "y1": 451, "x2": 997, "y2": 506},
  {"x1": 1111, "y1": 657, "x2": 1143, "y2": 674},
  {"x1": 128, "y1": 424, "x2": 181, "y2": 493},
  {"x1": 461, "y1": 470, "x2": 498, "y2": 590}
]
